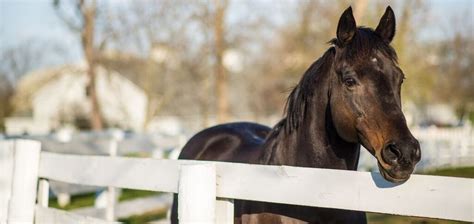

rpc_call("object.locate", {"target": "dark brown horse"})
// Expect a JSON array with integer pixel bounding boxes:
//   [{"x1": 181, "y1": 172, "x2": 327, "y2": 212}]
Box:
[{"x1": 171, "y1": 6, "x2": 420, "y2": 224}]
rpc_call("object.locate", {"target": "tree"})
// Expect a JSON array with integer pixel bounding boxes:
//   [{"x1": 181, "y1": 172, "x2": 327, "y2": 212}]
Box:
[
  {"x1": 248, "y1": 1, "x2": 344, "y2": 116},
  {"x1": 213, "y1": 0, "x2": 230, "y2": 123},
  {"x1": 99, "y1": 0, "x2": 210, "y2": 128},
  {"x1": 0, "y1": 74, "x2": 13, "y2": 132},
  {"x1": 0, "y1": 40, "x2": 65, "y2": 84},
  {"x1": 436, "y1": 31, "x2": 474, "y2": 121},
  {"x1": 53, "y1": 0, "x2": 103, "y2": 130}
]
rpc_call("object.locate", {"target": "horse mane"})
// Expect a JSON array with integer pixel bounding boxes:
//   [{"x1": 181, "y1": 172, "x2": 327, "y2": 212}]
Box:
[
  {"x1": 283, "y1": 47, "x2": 335, "y2": 133},
  {"x1": 282, "y1": 27, "x2": 398, "y2": 134}
]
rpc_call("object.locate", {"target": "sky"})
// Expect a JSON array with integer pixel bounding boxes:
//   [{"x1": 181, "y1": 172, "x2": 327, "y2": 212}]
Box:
[
  {"x1": 0, "y1": 0, "x2": 81, "y2": 62},
  {"x1": 0, "y1": 0, "x2": 473, "y2": 64}
]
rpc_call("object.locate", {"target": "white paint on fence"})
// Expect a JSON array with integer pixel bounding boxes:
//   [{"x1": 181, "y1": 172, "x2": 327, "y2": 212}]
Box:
[
  {"x1": 37, "y1": 152, "x2": 474, "y2": 222},
  {"x1": 1, "y1": 140, "x2": 473, "y2": 223},
  {"x1": 412, "y1": 125, "x2": 474, "y2": 169},
  {"x1": 7, "y1": 140, "x2": 41, "y2": 224},
  {"x1": 178, "y1": 164, "x2": 216, "y2": 224},
  {"x1": 9, "y1": 125, "x2": 472, "y2": 200},
  {"x1": 215, "y1": 198, "x2": 234, "y2": 224},
  {"x1": 106, "y1": 139, "x2": 118, "y2": 221},
  {"x1": 37, "y1": 179, "x2": 50, "y2": 207},
  {"x1": 359, "y1": 125, "x2": 474, "y2": 171},
  {"x1": 38, "y1": 152, "x2": 181, "y2": 193},
  {"x1": 216, "y1": 163, "x2": 473, "y2": 222},
  {"x1": 35, "y1": 206, "x2": 119, "y2": 224},
  {"x1": 0, "y1": 141, "x2": 14, "y2": 222},
  {"x1": 72, "y1": 194, "x2": 171, "y2": 220}
]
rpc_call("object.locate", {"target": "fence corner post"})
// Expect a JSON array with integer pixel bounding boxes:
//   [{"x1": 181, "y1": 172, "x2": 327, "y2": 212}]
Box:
[
  {"x1": 8, "y1": 140, "x2": 41, "y2": 224},
  {"x1": 106, "y1": 138, "x2": 118, "y2": 221},
  {"x1": 37, "y1": 179, "x2": 49, "y2": 207},
  {"x1": 178, "y1": 163, "x2": 216, "y2": 224},
  {"x1": 216, "y1": 198, "x2": 234, "y2": 223}
]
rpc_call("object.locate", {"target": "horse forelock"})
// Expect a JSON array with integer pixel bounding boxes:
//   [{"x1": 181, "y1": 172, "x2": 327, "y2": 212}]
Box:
[{"x1": 331, "y1": 27, "x2": 398, "y2": 63}]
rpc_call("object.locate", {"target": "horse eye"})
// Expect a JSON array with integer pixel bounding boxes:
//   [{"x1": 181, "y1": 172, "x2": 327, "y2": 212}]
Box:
[{"x1": 344, "y1": 78, "x2": 357, "y2": 87}]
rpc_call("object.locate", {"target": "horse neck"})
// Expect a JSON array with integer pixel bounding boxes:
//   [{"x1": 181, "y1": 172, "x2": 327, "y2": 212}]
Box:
[
  {"x1": 260, "y1": 48, "x2": 360, "y2": 170},
  {"x1": 262, "y1": 111, "x2": 361, "y2": 170},
  {"x1": 262, "y1": 111, "x2": 360, "y2": 170},
  {"x1": 261, "y1": 90, "x2": 360, "y2": 171}
]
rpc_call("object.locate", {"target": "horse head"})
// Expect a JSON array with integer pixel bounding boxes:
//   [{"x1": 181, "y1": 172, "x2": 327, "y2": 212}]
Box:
[{"x1": 329, "y1": 6, "x2": 421, "y2": 183}]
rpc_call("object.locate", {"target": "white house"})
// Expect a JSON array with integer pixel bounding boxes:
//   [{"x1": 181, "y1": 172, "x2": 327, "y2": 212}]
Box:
[{"x1": 6, "y1": 62, "x2": 147, "y2": 135}]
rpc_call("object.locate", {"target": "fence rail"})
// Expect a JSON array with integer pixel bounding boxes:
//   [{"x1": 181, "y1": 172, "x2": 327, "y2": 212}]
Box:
[{"x1": 1, "y1": 140, "x2": 473, "y2": 223}]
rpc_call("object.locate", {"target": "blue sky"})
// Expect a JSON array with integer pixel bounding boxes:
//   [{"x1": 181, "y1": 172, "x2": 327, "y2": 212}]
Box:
[
  {"x1": 1, "y1": 0, "x2": 472, "y2": 64},
  {"x1": 1, "y1": 0, "x2": 75, "y2": 47}
]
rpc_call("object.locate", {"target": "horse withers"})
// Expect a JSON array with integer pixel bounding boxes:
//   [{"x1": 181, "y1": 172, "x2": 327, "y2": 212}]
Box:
[{"x1": 171, "y1": 6, "x2": 420, "y2": 224}]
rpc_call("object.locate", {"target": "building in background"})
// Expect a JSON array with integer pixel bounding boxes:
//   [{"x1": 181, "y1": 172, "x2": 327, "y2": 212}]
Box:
[{"x1": 6, "y1": 62, "x2": 147, "y2": 135}]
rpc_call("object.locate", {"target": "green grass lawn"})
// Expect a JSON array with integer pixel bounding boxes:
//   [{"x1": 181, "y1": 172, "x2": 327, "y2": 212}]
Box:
[
  {"x1": 49, "y1": 189, "x2": 160, "y2": 211},
  {"x1": 48, "y1": 188, "x2": 166, "y2": 223},
  {"x1": 367, "y1": 166, "x2": 474, "y2": 224},
  {"x1": 423, "y1": 166, "x2": 474, "y2": 179},
  {"x1": 49, "y1": 192, "x2": 96, "y2": 210},
  {"x1": 118, "y1": 208, "x2": 168, "y2": 224}
]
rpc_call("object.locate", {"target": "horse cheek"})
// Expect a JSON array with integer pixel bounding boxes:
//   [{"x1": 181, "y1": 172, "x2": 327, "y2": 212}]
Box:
[{"x1": 331, "y1": 101, "x2": 358, "y2": 142}]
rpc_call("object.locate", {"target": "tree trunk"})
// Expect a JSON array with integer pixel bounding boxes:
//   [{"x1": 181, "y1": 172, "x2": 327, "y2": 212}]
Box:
[
  {"x1": 213, "y1": 0, "x2": 229, "y2": 123},
  {"x1": 81, "y1": 0, "x2": 103, "y2": 130}
]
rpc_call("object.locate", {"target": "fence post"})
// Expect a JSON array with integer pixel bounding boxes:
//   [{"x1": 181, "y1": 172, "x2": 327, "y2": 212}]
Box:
[
  {"x1": 216, "y1": 198, "x2": 234, "y2": 223},
  {"x1": 0, "y1": 141, "x2": 14, "y2": 223},
  {"x1": 7, "y1": 140, "x2": 41, "y2": 224},
  {"x1": 37, "y1": 179, "x2": 49, "y2": 207},
  {"x1": 178, "y1": 163, "x2": 216, "y2": 224},
  {"x1": 105, "y1": 139, "x2": 118, "y2": 221}
]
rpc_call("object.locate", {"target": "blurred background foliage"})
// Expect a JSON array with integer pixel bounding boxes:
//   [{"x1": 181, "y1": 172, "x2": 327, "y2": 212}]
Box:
[{"x1": 0, "y1": 0, "x2": 472, "y2": 131}]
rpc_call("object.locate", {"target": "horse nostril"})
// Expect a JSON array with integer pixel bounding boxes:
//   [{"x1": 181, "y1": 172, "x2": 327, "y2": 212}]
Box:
[
  {"x1": 383, "y1": 143, "x2": 401, "y2": 164},
  {"x1": 388, "y1": 144, "x2": 401, "y2": 158}
]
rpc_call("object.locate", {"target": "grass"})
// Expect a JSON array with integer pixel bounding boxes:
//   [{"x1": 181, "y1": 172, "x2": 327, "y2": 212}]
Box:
[
  {"x1": 49, "y1": 192, "x2": 96, "y2": 210},
  {"x1": 367, "y1": 166, "x2": 473, "y2": 224},
  {"x1": 49, "y1": 188, "x2": 167, "y2": 223},
  {"x1": 49, "y1": 189, "x2": 161, "y2": 211},
  {"x1": 422, "y1": 166, "x2": 474, "y2": 179},
  {"x1": 118, "y1": 208, "x2": 168, "y2": 224},
  {"x1": 119, "y1": 189, "x2": 159, "y2": 201}
]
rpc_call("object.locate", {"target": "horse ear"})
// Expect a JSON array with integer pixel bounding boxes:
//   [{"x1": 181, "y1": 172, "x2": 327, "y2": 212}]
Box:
[
  {"x1": 337, "y1": 6, "x2": 357, "y2": 46},
  {"x1": 375, "y1": 6, "x2": 396, "y2": 43}
]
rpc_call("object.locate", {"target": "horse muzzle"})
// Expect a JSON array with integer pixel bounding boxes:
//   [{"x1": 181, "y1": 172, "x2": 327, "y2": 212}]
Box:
[{"x1": 378, "y1": 139, "x2": 421, "y2": 183}]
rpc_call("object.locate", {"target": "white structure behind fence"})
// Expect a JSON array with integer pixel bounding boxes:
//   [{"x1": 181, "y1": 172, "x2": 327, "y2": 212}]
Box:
[
  {"x1": 412, "y1": 125, "x2": 474, "y2": 169},
  {"x1": 359, "y1": 124, "x2": 474, "y2": 171},
  {"x1": 0, "y1": 140, "x2": 473, "y2": 223}
]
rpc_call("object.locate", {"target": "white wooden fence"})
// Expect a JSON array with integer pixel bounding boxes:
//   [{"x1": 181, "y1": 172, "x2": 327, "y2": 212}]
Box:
[
  {"x1": 411, "y1": 125, "x2": 474, "y2": 169},
  {"x1": 358, "y1": 124, "x2": 474, "y2": 171},
  {"x1": 0, "y1": 139, "x2": 473, "y2": 224}
]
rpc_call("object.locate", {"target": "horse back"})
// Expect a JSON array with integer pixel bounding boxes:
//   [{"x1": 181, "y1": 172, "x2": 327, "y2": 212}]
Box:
[
  {"x1": 178, "y1": 122, "x2": 271, "y2": 163},
  {"x1": 171, "y1": 122, "x2": 366, "y2": 224}
]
